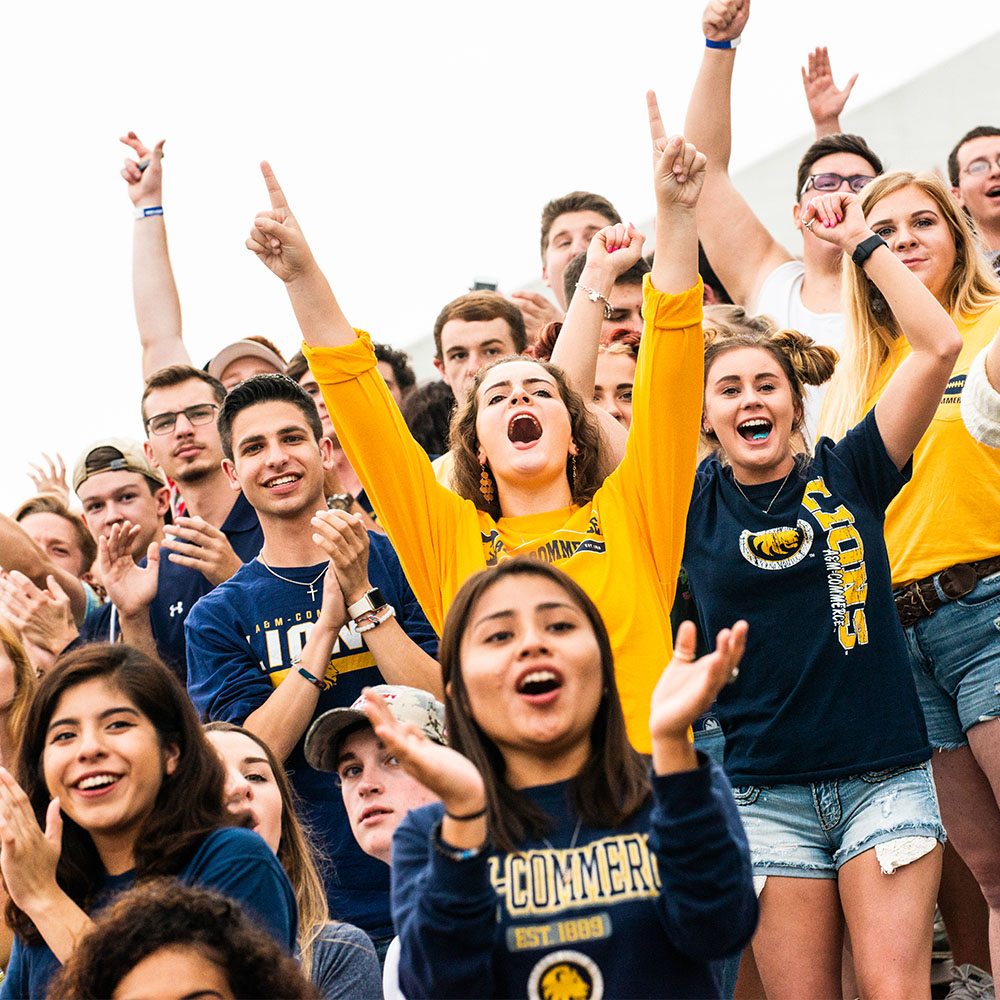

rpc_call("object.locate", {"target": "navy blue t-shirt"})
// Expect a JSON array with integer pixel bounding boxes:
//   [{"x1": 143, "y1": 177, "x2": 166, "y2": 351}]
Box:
[
  {"x1": 79, "y1": 492, "x2": 263, "y2": 682},
  {"x1": 683, "y1": 412, "x2": 930, "y2": 783},
  {"x1": 185, "y1": 531, "x2": 438, "y2": 938},
  {"x1": 391, "y1": 759, "x2": 757, "y2": 1000}
]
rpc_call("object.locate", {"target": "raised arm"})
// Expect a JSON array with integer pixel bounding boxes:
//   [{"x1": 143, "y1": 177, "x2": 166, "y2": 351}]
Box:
[
  {"x1": 801, "y1": 47, "x2": 858, "y2": 139},
  {"x1": 551, "y1": 223, "x2": 644, "y2": 466},
  {"x1": 804, "y1": 192, "x2": 963, "y2": 468},
  {"x1": 962, "y1": 334, "x2": 1000, "y2": 447},
  {"x1": 120, "y1": 133, "x2": 190, "y2": 378},
  {"x1": 247, "y1": 163, "x2": 356, "y2": 348},
  {"x1": 0, "y1": 515, "x2": 87, "y2": 624},
  {"x1": 682, "y1": 0, "x2": 791, "y2": 307}
]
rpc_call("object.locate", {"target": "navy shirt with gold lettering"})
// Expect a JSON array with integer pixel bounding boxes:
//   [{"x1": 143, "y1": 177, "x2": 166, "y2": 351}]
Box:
[
  {"x1": 185, "y1": 531, "x2": 437, "y2": 938},
  {"x1": 683, "y1": 411, "x2": 930, "y2": 784},
  {"x1": 391, "y1": 759, "x2": 756, "y2": 1000}
]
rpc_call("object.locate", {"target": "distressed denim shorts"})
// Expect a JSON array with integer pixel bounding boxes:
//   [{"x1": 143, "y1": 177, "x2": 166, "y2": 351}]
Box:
[
  {"x1": 732, "y1": 761, "x2": 945, "y2": 879},
  {"x1": 901, "y1": 571, "x2": 1000, "y2": 749}
]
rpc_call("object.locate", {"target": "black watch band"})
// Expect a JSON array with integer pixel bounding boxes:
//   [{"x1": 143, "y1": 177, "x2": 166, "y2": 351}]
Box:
[{"x1": 851, "y1": 234, "x2": 888, "y2": 268}]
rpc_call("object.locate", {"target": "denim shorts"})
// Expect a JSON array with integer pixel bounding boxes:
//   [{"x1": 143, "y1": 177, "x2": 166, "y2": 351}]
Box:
[
  {"x1": 732, "y1": 762, "x2": 945, "y2": 878},
  {"x1": 901, "y1": 571, "x2": 1000, "y2": 749}
]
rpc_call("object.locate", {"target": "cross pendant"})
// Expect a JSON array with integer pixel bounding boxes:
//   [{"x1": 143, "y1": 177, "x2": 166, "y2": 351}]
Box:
[{"x1": 307, "y1": 582, "x2": 318, "y2": 601}]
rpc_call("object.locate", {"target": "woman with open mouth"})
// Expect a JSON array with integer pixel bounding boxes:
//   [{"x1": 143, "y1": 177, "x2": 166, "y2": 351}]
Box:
[
  {"x1": 0, "y1": 643, "x2": 296, "y2": 999},
  {"x1": 821, "y1": 171, "x2": 1000, "y2": 990},
  {"x1": 247, "y1": 93, "x2": 707, "y2": 755},
  {"x1": 364, "y1": 558, "x2": 755, "y2": 999},
  {"x1": 681, "y1": 175, "x2": 965, "y2": 998}
]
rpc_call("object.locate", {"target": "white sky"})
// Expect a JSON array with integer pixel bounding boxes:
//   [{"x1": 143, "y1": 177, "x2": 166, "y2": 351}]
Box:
[{"x1": 3, "y1": 0, "x2": 998, "y2": 513}]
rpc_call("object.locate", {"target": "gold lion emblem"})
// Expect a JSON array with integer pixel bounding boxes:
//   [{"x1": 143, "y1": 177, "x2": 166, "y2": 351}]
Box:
[
  {"x1": 739, "y1": 520, "x2": 814, "y2": 570},
  {"x1": 540, "y1": 963, "x2": 591, "y2": 1000}
]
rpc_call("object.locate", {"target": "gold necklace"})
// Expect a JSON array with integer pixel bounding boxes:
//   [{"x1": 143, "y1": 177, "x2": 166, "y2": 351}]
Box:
[{"x1": 732, "y1": 464, "x2": 794, "y2": 515}]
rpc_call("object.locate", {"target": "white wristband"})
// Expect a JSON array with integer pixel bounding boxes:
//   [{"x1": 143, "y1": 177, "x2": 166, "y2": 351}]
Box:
[{"x1": 134, "y1": 206, "x2": 163, "y2": 219}]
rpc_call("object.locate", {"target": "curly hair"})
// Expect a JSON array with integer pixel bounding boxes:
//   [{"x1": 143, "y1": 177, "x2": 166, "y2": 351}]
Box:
[
  {"x1": 8, "y1": 644, "x2": 231, "y2": 946},
  {"x1": 701, "y1": 305, "x2": 838, "y2": 452},
  {"x1": 448, "y1": 356, "x2": 604, "y2": 519},
  {"x1": 47, "y1": 879, "x2": 319, "y2": 999}
]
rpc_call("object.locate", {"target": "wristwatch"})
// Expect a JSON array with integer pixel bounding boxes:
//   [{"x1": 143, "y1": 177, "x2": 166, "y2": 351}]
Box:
[
  {"x1": 347, "y1": 587, "x2": 386, "y2": 620},
  {"x1": 851, "y1": 234, "x2": 888, "y2": 268},
  {"x1": 326, "y1": 493, "x2": 354, "y2": 512}
]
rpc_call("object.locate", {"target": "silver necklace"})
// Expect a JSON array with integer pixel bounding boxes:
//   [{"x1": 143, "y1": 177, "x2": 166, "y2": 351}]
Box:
[
  {"x1": 541, "y1": 816, "x2": 584, "y2": 885},
  {"x1": 257, "y1": 554, "x2": 327, "y2": 601},
  {"x1": 732, "y1": 464, "x2": 794, "y2": 515}
]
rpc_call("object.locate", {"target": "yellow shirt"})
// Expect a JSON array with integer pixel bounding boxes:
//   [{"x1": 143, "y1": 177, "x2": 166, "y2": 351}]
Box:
[
  {"x1": 305, "y1": 276, "x2": 704, "y2": 751},
  {"x1": 865, "y1": 302, "x2": 1000, "y2": 585}
]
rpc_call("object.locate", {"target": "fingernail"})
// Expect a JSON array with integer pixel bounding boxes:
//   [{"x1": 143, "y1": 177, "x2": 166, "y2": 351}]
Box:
[{"x1": 628, "y1": 221, "x2": 636, "y2": 230}]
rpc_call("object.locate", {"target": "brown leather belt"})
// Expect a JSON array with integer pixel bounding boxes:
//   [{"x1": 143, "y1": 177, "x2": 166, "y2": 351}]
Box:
[{"x1": 894, "y1": 554, "x2": 1000, "y2": 629}]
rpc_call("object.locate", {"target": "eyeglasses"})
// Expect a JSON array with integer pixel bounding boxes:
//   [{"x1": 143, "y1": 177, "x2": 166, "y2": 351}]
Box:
[
  {"x1": 799, "y1": 172, "x2": 875, "y2": 199},
  {"x1": 965, "y1": 156, "x2": 1000, "y2": 176},
  {"x1": 145, "y1": 403, "x2": 220, "y2": 435}
]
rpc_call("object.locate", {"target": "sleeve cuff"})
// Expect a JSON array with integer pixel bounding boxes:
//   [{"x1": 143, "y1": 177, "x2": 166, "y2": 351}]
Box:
[
  {"x1": 303, "y1": 329, "x2": 377, "y2": 384},
  {"x1": 649, "y1": 751, "x2": 716, "y2": 818},
  {"x1": 642, "y1": 273, "x2": 704, "y2": 330},
  {"x1": 961, "y1": 344, "x2": 1000, "y2": 449}
]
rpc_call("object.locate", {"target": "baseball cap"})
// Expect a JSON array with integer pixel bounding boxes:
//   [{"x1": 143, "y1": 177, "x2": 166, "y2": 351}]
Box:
[
  {"x1": 207, "y1": 339, "x2": 286, "y2": 382},
  {"x1": 305, "y1": 685, "x2": 446, "y2": 773},
  {"x1": 73, "y1": 438, "x2": 168, "y2": 493}
]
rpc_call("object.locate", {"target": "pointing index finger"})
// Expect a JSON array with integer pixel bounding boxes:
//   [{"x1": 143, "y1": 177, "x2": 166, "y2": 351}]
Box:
[
  {"x1": 260, "y1": 161, "x2": 289, "y2": 212},
  {"x1": 646, "y1": 90, "x2": 667, "y2": 145}
]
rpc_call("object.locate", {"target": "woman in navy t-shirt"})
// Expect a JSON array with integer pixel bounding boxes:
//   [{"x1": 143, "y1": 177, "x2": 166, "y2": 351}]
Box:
[
  {"x1": 0, "y1": 643, "x2": 296, "y2": 999},
  {"x1": 683, "y1": 187, "x2": 963, "y2": 998}
]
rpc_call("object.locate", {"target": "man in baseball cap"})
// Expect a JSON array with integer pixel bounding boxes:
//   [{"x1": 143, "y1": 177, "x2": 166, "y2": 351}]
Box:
[{"x1": 305, "y1": 685, "x2": 444, "y2": 867}]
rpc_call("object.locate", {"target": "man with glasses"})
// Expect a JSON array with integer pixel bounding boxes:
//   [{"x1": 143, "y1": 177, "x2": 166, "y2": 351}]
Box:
[
  {"x1": 949, "y1": 126, "x2": 1000, "y2": 274},
  {"x1": 72, "y1": 367, "x2": 265, "y2": 678},
  {"x1": 683, "y1": 0, "x2": 883, "y2": 436}
]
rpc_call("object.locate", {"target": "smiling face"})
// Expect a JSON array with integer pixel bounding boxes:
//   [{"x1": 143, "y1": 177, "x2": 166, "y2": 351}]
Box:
[
  {"x1": 866, "y1": 184, "x2": 959, "y2": 302},
  {"x1": 77, "y1": 471, "x2": 169, "y2": 557},
  {"x1": 43, "y1": 677, "x2": 178, "y2": 871},
  {"x1": 703, "y1": 346, "x2": 801, "y2": 485},
  {"x1": 593, "y1": 350, "x2": 636, "y2": 429},
  {"x1": 953, "y1": 134, "x2": 1000, "y2": 238},
  {"x1": 434, "y1": 317, "x2": 518, "y2": 402},
  {"x1": 474, "y1": 359, "x2": 577, "y2": 491},
  {"x1": 143, "y1": 379, "x2": 226, "y2": 486},
  {"x1": 457, "y1": 574, "x2": 603, "y2": 784},
  {"x1": 111, "y1": 944, "x2": 235, "y2": 1000},
  {"x1": 337, "y1": 726, "x2": 439, "y2": 864},
  {"x1": 223, "y1": 400, "x2": 332, "y2": 521},
  {"x1": 206, "y1": 729, "x2": 283, "y2": 855},
  {"x1": 18, "y1": 511, "x2": 90, "y2": 577}
]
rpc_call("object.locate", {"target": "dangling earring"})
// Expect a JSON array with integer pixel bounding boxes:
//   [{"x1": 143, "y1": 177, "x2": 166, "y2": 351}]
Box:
[
  {"x1": 570, "y1": 454, "x2": 577, "y2": 490},
  {"x1": 479, "y1": 464, "x2": 494, "y2": 503}
]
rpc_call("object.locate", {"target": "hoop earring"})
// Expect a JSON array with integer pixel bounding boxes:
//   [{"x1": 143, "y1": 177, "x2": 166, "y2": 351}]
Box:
[{"x1": 479, "y1": 464, "x2": 495, "y2": 503}]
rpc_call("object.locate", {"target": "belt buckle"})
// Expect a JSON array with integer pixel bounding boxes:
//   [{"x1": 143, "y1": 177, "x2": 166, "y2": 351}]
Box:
[{"x1": 938, "y1": 563, "x2": 978, "y2": 601}]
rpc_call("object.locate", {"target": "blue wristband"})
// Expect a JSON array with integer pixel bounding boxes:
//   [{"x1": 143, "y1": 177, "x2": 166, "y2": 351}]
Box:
[
  {"x1": 706, "y1": 36, "x2": 741, "y2": 49},
  {"x1": 134, "y1": 206, "x2": 164, "y2": 219}
]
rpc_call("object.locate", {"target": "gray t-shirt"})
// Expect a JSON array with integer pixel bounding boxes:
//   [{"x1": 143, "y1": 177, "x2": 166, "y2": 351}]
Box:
[{"x1": 308, "y1": 922, "x2": 383, "y2": 1000}]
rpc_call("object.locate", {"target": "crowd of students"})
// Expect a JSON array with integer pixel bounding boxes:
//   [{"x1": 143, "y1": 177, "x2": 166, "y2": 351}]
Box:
[{"x1": 0, "y1": 1, "x2": 999, "y2": 997}]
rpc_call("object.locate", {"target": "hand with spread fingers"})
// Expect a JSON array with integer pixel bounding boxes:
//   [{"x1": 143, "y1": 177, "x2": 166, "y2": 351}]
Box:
[
  {"x1": 801, "y1": 47, "x2": 857, "y2": 135},
  {"x1": 246, "y1": 162, "x2": 318, "y2": 283},
  {"x1": 310, "y1": 509, "x2": 371, "y2": 607},
  {"x1": 0, "y1": 767, "x2": 63, "y2": 913},
  {"x1": 161, "y1": 516, "x2": 243, "y2": 587},
  {"x1": 120, "y1": 131, "x2": 165, "y2": 209},
  {"x1": 646, "y1": 93, "x2": 708, "y2": 210},
  {"x1": 649, "y1": 620, "x2": 747, "y2": 772},
  {"x1": 801, "y1": 191, "x2": 873, "y2": 252},
  {"x1": 98, "y1": 523, "x2": 159, "y2": 618},
  {"x1": 0, "y1": 571, "x2": 78, "y2": 664},
  {"x1": 26, "y1": 453, "x2": 70, "y2": 505}
]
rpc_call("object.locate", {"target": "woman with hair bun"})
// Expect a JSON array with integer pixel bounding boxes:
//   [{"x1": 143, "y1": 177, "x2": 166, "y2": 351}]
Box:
[{"x1": 682, "y1": 180, "x2": 964, "y2": 998}]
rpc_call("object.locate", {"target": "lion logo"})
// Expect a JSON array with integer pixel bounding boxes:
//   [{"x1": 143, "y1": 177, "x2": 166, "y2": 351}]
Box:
[
  {"x1": 739, "y1": 520, "x2": 813, "y2": 570},
  {"x1": 528, "y1": 950, "x2": 603, "y2": 1000}
]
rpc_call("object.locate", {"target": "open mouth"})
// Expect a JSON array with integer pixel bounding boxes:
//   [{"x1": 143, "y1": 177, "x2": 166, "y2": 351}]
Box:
[
  {"x1": 74, "y1": 773, "x2": 121, "y2": 795},
  {"x1": 516, "y1": 668, "x2": 563, "y2": 697},
  {"x1": 360, "y1": 806, "x2": 393, "y2": 823},
  {"x1": 737, "y1": 418, "x2": 772, "y2": 442},
  {"x1": 987, "y1": 186, "x2": 1000, "y2": 199},
  {"x1": 507, "y1": 413, "x2": 542, "y2": 445},
  {"x1": 264, "y1": 473, "x2": 300, "y2": 489}
]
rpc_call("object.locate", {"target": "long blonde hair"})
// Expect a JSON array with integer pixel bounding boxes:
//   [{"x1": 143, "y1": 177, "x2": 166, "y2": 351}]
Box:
[
  {"x1": 822, "y1": 171, "x2": 1000, "y2": 440},
  {"x1": 0, "y1": 622, "x2": 37, "y2": 757}
]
